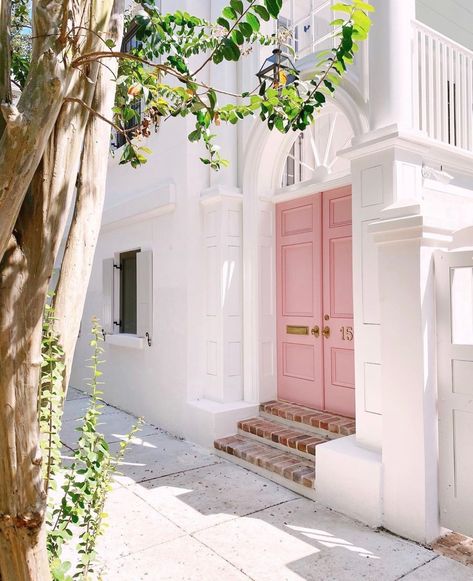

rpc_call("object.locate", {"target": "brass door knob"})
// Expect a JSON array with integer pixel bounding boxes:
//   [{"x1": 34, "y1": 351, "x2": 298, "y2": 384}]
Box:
[
  {"x1": 311, "y1": 325, "x2": 320, "y2": 338},
  {"x1": 322, "y1": 326, "x2": 331, "y2": 339}
]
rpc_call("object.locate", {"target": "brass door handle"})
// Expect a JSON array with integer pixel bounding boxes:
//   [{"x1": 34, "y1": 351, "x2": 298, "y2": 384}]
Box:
[
  {"x1": 322, "y1": 326, "x2": 331, "y2": 339},
  {"x1": 311, "y1": 325, "x2": 320, "y2": 338}
]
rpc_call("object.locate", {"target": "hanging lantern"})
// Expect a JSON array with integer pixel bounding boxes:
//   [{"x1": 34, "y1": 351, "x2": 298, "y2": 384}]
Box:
[{"x1": 256, "y1": 47, "x2": 298, "y2": 89}]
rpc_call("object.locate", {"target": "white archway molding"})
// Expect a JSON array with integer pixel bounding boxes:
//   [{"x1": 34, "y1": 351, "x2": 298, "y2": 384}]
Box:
[{"x1": 242, "y1": 86, "x2": 368, "y2": 197}]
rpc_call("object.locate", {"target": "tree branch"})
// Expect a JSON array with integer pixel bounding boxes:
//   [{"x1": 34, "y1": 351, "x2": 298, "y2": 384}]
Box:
[
  {"x1": 72, "y1": 51, "x2": 247, "y2": 98},
  {"x1": 191, "y1": 0, "x2": 258, "y2": 77},
  {"x1": 64, "y1": 96, "x2": 127, "y2": 138}
]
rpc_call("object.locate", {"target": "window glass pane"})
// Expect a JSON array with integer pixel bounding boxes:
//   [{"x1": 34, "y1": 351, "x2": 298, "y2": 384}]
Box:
[
  {"x1": 120, "y1": 250, "x2": 138, "y2": 334},
  {"x1": 451, "y1": 267, "x2": 473, "y2": 345}
]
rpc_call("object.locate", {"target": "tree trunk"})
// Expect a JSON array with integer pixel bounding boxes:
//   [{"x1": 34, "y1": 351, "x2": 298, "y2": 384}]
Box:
[
  {"x1": 0, "y1": 0, "x2": 73, "y2": 262},
  {"x1": 54, "y1": 0, "x2": 125, "y2": 385},
  {"x1": 0, "y1": 0, "x2": 116, "y2": 577},
  {"x1": 0, "y1": 209, "x2": 53, "y2": 581}
]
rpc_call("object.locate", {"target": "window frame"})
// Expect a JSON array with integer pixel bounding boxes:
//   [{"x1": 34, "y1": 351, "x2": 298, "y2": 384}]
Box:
[{"x1": 113, "y1": 248, "x2": 141, "y2": 336}]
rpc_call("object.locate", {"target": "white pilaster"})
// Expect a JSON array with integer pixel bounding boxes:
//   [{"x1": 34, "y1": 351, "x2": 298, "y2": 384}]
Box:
[
  {"x1": 201, "y1": 186, "x2": 244, "y2": 403},
  {"x1": 371, "y1": 215, "x2": 450, "y2": 544},
  {"x1": 369, "y1": 0, "x2": 416, "y2": 131},
  {"x1": 348, "y1": 137, "x2": 424, "y2": 450}
]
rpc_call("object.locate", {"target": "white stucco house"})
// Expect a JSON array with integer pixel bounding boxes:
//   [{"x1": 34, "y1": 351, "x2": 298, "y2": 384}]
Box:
[{"x1": 71, "y1": 0, "x2": 473, "y2": 547}]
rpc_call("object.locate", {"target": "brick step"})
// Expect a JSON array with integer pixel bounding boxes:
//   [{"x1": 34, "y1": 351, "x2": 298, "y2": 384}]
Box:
[
  {"x1": 238, "y1": 417, "x2": 328, "y2": 460},
  {"x1": 259, "y1": 401, "x2": 356, "y2": 438},
  {"x1": 214, "y1": 434, "x2": 316, "y2": 500}
]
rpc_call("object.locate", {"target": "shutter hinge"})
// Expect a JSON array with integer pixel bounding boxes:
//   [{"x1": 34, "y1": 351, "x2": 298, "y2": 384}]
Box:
[
  {"x1": 145, "y1": 332, "x2": 152, "y2": 347},
  {"x1": 113, "y1": 264, "x2": 122, "y2": 270}
]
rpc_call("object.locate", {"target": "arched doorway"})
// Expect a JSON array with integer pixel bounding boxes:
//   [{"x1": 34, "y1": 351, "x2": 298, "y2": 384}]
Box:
[{"x1": 241, "y1": 99, "x2": 365, "y2": 415}]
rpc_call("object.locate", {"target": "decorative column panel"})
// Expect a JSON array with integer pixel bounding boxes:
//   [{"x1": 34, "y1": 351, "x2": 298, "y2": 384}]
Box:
[
  {"x1": 371, "y1": 215, "x2": 449, "y2": 544},
  {"x1": 201, "y1": 187, "x2": 243, "y2": 403},
  {"x1": 350, "y1": 142, "x2": 423, "y2": 449},
  {"x1": 369, "y1": 0, "x2": 416, "y2": 131}
]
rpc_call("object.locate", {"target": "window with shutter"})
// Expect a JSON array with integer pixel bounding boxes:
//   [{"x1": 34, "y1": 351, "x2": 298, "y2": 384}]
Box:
[
  {"x1": 102, "y1": 258, "x2": 115, "y2": 334},
  {"x1": 119, "y1": 250, "x2": 139, "y2": 334},
  {"x1": 102, "y1": 249, "x2": 153, "y2": 342}
]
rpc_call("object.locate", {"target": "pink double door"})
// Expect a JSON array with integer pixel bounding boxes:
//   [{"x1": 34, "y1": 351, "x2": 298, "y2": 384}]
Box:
[{"x1": 276, "y1": 187, "x2": 355, "y2": 418}]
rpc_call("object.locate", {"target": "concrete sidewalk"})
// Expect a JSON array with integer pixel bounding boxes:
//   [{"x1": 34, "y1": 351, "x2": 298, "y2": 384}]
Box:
[{"x1": 61, "y1": 388, "x2": 472, "y2": 581}]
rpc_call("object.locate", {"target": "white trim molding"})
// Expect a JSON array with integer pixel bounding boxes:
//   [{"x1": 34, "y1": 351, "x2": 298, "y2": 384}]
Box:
[{"x1": 102, "y1": 181, "x2": 176, "y2": 231}]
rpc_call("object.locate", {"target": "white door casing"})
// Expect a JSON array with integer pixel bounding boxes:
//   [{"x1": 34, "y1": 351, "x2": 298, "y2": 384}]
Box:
[{"x1": 436, "y1": 249, "x2": 473, "y2": 537}]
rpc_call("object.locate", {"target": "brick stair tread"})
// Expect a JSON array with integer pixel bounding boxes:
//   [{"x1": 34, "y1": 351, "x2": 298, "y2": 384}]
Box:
[
  {"x1": 215, "y1": 434, "x2": 315, "y2": 488},
  {"x1": 260, "y1": 400, "x2": 356, "y2": 436},
  {"x1": 238, "y1": 417, "x2": 327, "y2": 455}
]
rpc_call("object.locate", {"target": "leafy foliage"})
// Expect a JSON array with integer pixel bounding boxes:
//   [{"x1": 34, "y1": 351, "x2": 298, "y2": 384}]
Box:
[
  {"x1": 39, "y1": 315, "x2": 142, "y2": 580},
  {"x1": 39, "y1": 299, "x2": 66, "y2": 494},
  {"x1": 10, "y1": 0, "x2": 31, "y2": 89},
  {"x1": 104, "y1": 0, "x2": 373, "y2": 168},
  {"x1": 8, "y1": 0, "x2": 372, "y2": 168}
]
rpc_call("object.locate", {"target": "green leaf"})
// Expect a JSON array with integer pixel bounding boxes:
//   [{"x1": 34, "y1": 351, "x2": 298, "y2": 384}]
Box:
[
  {"x1": 216, "y1": 16, "x2": 230, "y2": 30},
  {"x1": 331, "y1": 3, "x2": 353, "y2": 13},
  {"x1": 222, "y1": 6, "x2": 237, "y2": 20},
  {"x1": 239, "y1": 22, "x2": 253, "y2": 38},
  {"x1": 246, "y1": 12, "x2": 260, "y2": 32},
  {"x1": 208, "y1": 89, "x2": 217, "y2": 110},
  {"x1": 353, "y1": 0, "x2": 375, "y2": 12},
  {"x1": 222, "y1": 38, "x2": 241, "y2": 61},
  {"x1": 253, "y1": 5, "x2": 270, "y2": 21},
  {"x1": 352, "y1": 9, "x2": 371, "y2": 31},
  {"x1": 232, "y1": 29, "x2": 245, "y2": 45},
  {"x1": 264, "y1": 0, "x2": 282, "y2": 19},
  {"x1": 230, "y1": 0, "x2": 243, "y2": 14}
]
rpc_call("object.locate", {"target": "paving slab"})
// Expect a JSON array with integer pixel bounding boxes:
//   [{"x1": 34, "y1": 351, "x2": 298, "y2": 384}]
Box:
[
  {"x1": 61, "y1": 407, "x2": 159, "y2": 450},
  {"x1": 100, "y1": 535, "x2": 249, "y2": 581},
  {"x1": 402, "y1": 556, "x2": 473, "y2": 580},
  {"x1": 110, "y1": 433, "x2": 222, "y2": 485},
  {"x1": 57, "y1": 396, "x2": 471, "y2": 581},
  {"x1": 66, "y1": 387, "x2": 89, "y2": 401},
  {"x1": 60, "y1": 396, "x2": 122, "y2": 422},
  {"x1": 131, "y1": 460, "x2": 298, "y2": 533},
  {"x1": 194, "y1": 498, "x2": 436, "y2": 581},
  {"x1": 96, "y1": 485, "x2": 184, "y2": 561}
]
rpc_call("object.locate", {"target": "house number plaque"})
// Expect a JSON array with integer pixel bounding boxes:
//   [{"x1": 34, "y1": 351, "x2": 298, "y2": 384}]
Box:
[{"x1": 340, "y1": 326, "x2": 354, "y2": 341}]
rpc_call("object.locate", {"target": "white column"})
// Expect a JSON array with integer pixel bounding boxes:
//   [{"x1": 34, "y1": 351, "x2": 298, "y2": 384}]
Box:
[
  {"x1": 201, "y1": 186, "x2": 244, "y2": 402},
  {"x1": 349, "y1": 143, "x2": 424, "y2": 450},
  {"x1": 369, "y1": 0, "x2": 416, "y2": 130},
  {"x1": 371, "y1": 215, "x2": 449, "y2": 543}
]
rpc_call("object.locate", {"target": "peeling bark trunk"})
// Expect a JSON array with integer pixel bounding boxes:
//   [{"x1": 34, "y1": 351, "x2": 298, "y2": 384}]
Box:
[
  {"x1": 0, "y1": 0, "x2": 116, "y2": 577},
  {"x1": 0, "y1": 0, "x2": 72, "y2": 262},
  {"x1": 54, "y1": 0, "x2": 124, "y2": 385}
]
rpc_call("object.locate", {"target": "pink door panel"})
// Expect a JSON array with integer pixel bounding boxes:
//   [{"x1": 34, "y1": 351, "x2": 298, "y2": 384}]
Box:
[
  {"x1": 322, "y1": 187, "x2": 355, "y2": 417},
  {"x1": 276, "y1": 186, "x2": 355, "y2": 418},
  {"x1": 276, "y1": 195, "x2": 324, "y2": 409}
]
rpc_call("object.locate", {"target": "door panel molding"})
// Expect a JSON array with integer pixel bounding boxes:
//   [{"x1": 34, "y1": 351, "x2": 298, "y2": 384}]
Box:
[{"x1": 276, "y1": 186, "x2": 355, "y2": 417}]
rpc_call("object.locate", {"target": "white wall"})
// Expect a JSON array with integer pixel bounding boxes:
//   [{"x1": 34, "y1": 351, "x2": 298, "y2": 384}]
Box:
[
  {"x1": 417, "y1": 0, "x2": 473, "y2": 50},
  {"x1": 70, "y1": 107, "x2": 211, "y2": 437}
]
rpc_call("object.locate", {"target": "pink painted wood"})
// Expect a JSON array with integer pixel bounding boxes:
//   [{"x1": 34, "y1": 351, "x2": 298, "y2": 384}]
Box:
[
  {"x1": 276, "y1": 195, "x2": 324, "y2": 410},
  {"x1": 322, "y1": 187, "x2": 355, "y2": 417},
  {"x1": 276, "y1": 187, "x2": 355, "y2": 418}
]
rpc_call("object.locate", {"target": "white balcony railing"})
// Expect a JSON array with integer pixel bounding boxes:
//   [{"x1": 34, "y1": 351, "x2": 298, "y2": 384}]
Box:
[{"x1": 413, "y1": 20, "x2": 473, "y2": 152}]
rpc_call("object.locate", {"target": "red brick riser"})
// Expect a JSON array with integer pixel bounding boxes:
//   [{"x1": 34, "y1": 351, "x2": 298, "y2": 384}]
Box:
[
  {"x1": 214, "y1": 400, "x2": 356, "y2": 493},
  {"x1": 260, "y1": 401, "x2": 356, "y2": 436},
  {"x1": 214, "y1": 435, "x2": 315, "y2": 488}
]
